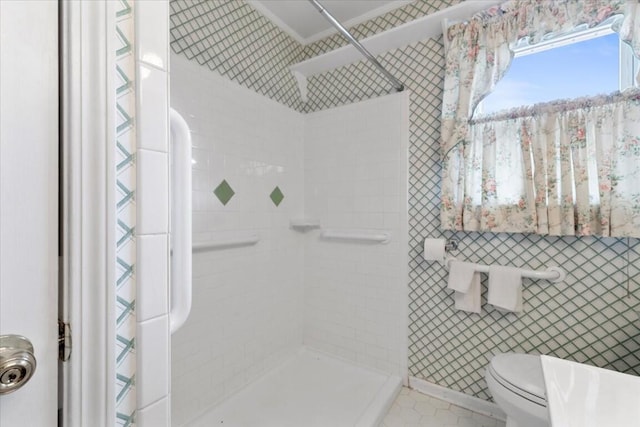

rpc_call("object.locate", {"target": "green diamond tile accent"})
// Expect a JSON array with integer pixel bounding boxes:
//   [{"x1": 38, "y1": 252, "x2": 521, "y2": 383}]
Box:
[
  {"x1": 213, "y1": 179, "x2": 235, "y2": 206},
  {"x1": 270, "y1": 186, "x2": 284, "y2": 207}
]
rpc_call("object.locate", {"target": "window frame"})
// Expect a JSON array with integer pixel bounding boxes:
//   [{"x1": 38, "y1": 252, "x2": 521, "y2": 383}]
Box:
[{"x1": 476, "y1": 17, "x2": 639, "y2": 116}]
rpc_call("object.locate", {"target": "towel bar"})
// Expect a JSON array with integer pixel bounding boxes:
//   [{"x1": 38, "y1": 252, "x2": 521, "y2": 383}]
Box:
[
  {"x1": 445, "y1": 257, "x2": 566, "y2": 283},
  {"x1": 192, "y1": 233, "x2": 260, "y2": 252},
  {"x1": 321, "y1": 229, "x2": 390, "y2": 244}
]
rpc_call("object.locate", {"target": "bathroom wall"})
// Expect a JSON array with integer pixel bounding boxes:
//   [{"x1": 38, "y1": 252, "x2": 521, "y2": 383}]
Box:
[
  {"x1": 168, "y1": 0, "x2": 459, "y2": 112},
  {"x1": 170, "y1": 53, "x2": 305, "y2": 426},
  {"x1": 303, "y1": 92, "x2": 410, "y2": 376},
  {"x1": 169, "y1": 0, "x2": 304, "y2": 110},
  {"x1": 168, "y1": 0, "x2": 640, "y2": 405},
  {"x1": 298, "y1": 3, "x2": 640, "y2": 402}
]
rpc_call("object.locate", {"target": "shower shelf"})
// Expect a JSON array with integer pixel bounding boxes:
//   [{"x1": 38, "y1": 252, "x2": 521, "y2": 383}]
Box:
[
  {"x1": 290, "y1": 219, "x2": 321, "y2": 232},
  {"x1": 192, "y1": 233, "x2": 260, "y2": 252},
  {"x1": 320, "y1": 229, "x2": 390, "y2": 244}
]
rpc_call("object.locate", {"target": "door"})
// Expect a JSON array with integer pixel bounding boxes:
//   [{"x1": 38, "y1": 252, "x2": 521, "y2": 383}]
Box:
[{"x1": 0, "y1": 1, "x2": 59, "y2": 426}]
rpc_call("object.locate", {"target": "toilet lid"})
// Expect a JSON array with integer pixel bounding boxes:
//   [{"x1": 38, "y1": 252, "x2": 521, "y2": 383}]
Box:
[{"x1": 490, "y1": 353, "x2": 546, "y2": 402}]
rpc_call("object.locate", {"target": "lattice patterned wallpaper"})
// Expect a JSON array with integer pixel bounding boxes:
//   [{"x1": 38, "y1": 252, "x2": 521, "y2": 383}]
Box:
[
  {"x1": 169, "y1": 0, "x2": 305, "y2": 111},
  {"x1": 169, "y1": 0, "x2": 640, "y2": 401}
]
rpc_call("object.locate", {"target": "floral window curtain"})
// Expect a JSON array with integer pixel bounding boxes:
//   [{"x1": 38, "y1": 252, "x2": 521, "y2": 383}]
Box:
[
  {"x1": 440, "y1": 0, "x2": 640, "y2": 237},
  {"x1": 466, "y1": 92, "x2": 640, "y2": 236}
]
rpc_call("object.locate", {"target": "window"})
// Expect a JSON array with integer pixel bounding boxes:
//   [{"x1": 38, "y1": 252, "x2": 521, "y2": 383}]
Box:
[
  {"x1": 440, "y1": 4, "x2": 640, "y2": 236},
  {"x1": 471, "y1": 20, "x2": 639, "y2": 210},
  {"x1": 477, "y1": 20, "x2": 639, "y2": 115}
]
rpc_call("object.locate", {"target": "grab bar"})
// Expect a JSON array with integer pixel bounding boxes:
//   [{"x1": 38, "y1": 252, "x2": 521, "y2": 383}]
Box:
[
  {"x1": 169, "y1": 108, "x2": 192, "y2": 335},
  {"x1": 192, "y1": 233, "x2": 260, "y2": 252},
  {"x1": 321, "y1": 229, "x2": 390, "y2": 244},
  {"x1": 445, "y1": 257, "x2": 566, "y2": 283}
]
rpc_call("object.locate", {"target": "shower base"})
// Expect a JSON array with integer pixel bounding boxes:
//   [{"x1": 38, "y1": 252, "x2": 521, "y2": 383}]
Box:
[{"x1": 187, "y1": 347, "x2": 402, "y2": 427}]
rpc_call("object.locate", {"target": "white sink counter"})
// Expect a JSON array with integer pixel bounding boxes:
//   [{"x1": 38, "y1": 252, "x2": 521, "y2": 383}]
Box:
[{"x1": 541, "y1": 355, "x2": 640, "y2": 427}]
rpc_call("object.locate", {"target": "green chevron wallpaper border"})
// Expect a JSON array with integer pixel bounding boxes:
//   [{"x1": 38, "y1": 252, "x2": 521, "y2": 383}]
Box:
[
  {"x1": 168, "y1": 0, "x2": 640, "y2": 402},
  {"x1": 115, "y1": 1, "x2": 137, "y2": 425}
]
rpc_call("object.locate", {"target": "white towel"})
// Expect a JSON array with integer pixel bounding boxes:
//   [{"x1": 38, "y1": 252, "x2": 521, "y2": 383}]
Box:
[
  {"x1": 488, "y1": 265, "x2": 523, "y2": 313},
  {"x1": 446, "y1": 261, "x2": 476, "y2": 293},
  {"x1": 453, "y1": 272, "x2": 481, "y2": 314}
]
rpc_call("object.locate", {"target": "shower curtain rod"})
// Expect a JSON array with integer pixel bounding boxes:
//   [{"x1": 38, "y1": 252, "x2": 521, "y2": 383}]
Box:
[{"x1": 307, "y1": 0, "x2": 404, "y2": 93}]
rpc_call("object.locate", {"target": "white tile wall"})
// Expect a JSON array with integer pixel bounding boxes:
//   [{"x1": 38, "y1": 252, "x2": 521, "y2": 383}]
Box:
[
  {"x1": 137, "y1": 315, "x2": 170, "y2": 407},
  {"x1": 136, "y1": 234, "x2": 168, "y2": 322},
  {"x1": 137, "y1": 396, "x2": 170, "y2": 427},
  {"x1": 170, "y1": 53, "x2": 305, "y2": 426},
  {"x1": 137, "y1": 149, "x2": 169, "y2": 235},
  {"x1": 135, "y1": 0, "x2": 171, "y2": 422},
  {"x1": 169, "y1": 56, "x2": 410, "y2": 425},
  {"x1": 303, "y1": 92, "x2": 410, "y2": 377},
  {"x1": 136, "y1": 0, "x2": 168, "y2": 70},
  {"x1": 138, "y1": 64, "x2": 169, "y2": 152}
]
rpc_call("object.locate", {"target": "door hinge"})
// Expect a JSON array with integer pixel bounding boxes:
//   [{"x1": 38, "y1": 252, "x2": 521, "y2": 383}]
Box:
[{"x1": 58, "y1": 320, "x2": 72, "y2": 362}]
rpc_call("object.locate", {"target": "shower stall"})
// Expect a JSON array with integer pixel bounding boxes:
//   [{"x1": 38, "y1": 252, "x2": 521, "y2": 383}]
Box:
[{"x1": 168, "y1": 2, "x2": 410, "y2": 425}]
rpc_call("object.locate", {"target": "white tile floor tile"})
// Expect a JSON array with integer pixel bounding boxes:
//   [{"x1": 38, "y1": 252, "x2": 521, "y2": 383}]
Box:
[{"x1": 382, "y1": 388, "x2": 506, "y2": 427}]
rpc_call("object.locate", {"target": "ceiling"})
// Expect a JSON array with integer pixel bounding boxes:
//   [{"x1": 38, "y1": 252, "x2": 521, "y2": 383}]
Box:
[{"x1": 248, "y1": 0, "x2": 413, "y2": 45}]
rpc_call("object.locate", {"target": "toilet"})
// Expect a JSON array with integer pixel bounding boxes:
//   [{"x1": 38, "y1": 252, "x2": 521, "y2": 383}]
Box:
[{"x1": 485, "y1": 353, "x2": 550, "y2": 427}]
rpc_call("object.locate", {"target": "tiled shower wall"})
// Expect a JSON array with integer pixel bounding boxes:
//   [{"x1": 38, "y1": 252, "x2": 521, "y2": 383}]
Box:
[
  {"x1": 134, "y1": 0, "x2": 172, "y2": 424},
  {"x1": 170, "y1": 54, "x2": 305, "y2": 426},
  {"x1": 169, "y1": 0, "x2": 640, "y2": 404},
  {"x1": 303, "y1": 93, "x2": 410, "y2": 376}
]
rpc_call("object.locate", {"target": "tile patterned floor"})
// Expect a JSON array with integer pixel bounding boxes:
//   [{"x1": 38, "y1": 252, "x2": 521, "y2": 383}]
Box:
[{"x1": 382, "y1": 387, "x2": 506, "y2": 427}]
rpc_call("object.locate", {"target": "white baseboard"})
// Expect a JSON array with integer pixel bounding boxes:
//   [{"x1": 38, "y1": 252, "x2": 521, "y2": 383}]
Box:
[{"x1": 408, "y1": 377, "x2": 506, "y2": 421}]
